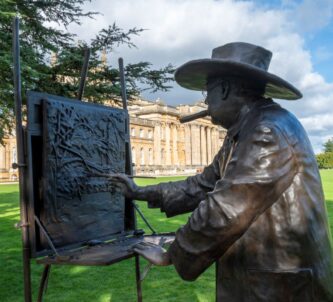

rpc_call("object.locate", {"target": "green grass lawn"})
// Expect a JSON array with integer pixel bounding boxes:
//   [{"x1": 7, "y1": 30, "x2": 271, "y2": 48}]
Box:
[{"x1": 0, "y1": 171, "x2": 332, "y2": 302}]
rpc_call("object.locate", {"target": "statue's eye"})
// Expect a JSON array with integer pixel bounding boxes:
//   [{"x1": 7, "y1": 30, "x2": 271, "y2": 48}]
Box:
[{"x1": 221, "y1": 80, "x2": 230, "y2": 100}]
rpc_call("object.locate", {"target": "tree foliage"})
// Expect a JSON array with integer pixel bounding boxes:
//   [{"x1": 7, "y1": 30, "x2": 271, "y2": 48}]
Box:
[
  {"x1": 316, "y1": 152, "x2": 333, "y2": 169},
  {"x1": 323, "y1": 138, "x2": 333, "y2": 153},
  {"x1": 316, "y1": 138, "x2": 333, "y2": 169},
  {"x1": 0, "y1": 0, "x2": 174, "y2": 144}
]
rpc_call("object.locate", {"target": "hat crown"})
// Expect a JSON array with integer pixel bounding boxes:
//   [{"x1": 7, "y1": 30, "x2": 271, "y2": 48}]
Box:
[{"x1": 212, "y1": 42, "x2": 272, "y2": 71}]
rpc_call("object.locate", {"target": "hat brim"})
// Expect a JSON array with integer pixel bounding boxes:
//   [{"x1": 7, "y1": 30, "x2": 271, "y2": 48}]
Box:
[{"x1": 174, "y1": 59, "x2": 302, "y2": 100}]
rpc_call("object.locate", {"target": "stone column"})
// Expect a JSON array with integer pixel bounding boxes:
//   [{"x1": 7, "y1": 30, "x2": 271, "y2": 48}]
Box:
[
  {"x1": 6, "y1": 147, "x2": 11, "y2": 170},
  {"x1": 207, "y1": 127, "x2": 212, "y2": 163},
  {"x1": 165, "y1": 123, "x2": 171, "y2": 165},
  {"x1": 211, "y1": 128, "x2": 217, "y2": 158},
  {"x1": 184, "y1": 124, "x2": 192, "y2": 165},
  {"x1": 200, "y1": 125, "x2": 207, "y2": 165},
  {"x1": 215, "y1": 128, "x2": 220, "y2": 154},
  {"x1": 172, "y1": 124, "x2": 178, "y2": 166},
  {"x1": 0, "y1": 145, "x2": 6, "y2": 170},
  {"x1": 214, "y1": 128, "x2": 220, "y2": 155},
  {"x1": 216, "y1": 129, "x2": 222, "y2": 153},
  {"x1": 191, "y1": 124, "x2": 201, "y2": 165},
  {"x1": 154, "y1": 123, "x2": 161, "y2": 165}
]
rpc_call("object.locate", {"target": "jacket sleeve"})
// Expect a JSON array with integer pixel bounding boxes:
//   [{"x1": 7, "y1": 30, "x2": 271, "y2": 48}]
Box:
[
  {"x1": 167, "y1": 123, "x2": 298, "y2": 281},
  {"x1": 142, "y1": 148, "x2": 222, "y2": 217}
]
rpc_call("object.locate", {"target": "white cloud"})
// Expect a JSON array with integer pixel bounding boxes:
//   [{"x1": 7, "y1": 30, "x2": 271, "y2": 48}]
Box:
[
  {"x1": 66, "y1": 0, "x2": 333, "y2": 153},
  {"x1": 300, "y1": 114, "x2": 333, "y2": 132},
  {"x1": 284, "y1": 0, "x2": 333, "y2": 33}
]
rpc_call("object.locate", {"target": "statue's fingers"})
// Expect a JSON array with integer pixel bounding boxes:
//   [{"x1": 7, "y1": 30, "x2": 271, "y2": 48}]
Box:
[
  {"x1": 133, "y1": 242, "x2": 150, "y2": 250},
  {"x1": 133, "y1": 242, "x2": 157, "y2": 253},
  {"x1": 144, "y1": 242, "x2": 159, "y2": 248},
  {"x1": 133, "y1": 247, "x2": 149, "y2": 256}
]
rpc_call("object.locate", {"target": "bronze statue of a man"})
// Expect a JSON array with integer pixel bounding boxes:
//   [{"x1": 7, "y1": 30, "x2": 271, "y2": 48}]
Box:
[{"x1": 113, "y1": 42, "x2": 333, "y2": 301}]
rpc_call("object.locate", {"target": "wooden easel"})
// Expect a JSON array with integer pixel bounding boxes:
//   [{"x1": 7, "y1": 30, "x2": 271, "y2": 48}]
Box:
[{"x1": 12, "y1": 17, "x2": 173, "y2": 302}]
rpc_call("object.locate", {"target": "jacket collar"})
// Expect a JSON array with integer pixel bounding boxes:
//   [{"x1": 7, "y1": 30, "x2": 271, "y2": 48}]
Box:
[{"x1": 227, "y1": 98, "x2": 277, "y2": 139}]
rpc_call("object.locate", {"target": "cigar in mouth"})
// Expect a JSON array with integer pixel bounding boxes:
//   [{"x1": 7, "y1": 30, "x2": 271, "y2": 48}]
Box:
[{"x1": 179, "y1": 110, "x2": 209, "y2": 123}]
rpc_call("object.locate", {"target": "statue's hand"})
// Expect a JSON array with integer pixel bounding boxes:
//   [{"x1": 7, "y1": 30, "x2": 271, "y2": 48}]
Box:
[
  {"x1": 108, "y1": 173, "x2": 139, "y2": 199},
  {"x1": 133, "y1": 242, "x2": 171, "y2": 266}
]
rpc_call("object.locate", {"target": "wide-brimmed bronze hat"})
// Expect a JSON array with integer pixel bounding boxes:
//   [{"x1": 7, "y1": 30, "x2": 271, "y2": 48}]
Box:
[{"x1": 174, "y1": 42, "x2": 302, "y2": 100}]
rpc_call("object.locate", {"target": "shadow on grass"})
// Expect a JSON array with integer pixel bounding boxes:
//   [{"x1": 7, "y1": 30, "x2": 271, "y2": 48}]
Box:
[
  {"x1": 2, "y1": 183, "x2": 332, "y2": 302},
  {"x1": 0, "y1": 190, "x2": 214, "y2": 302}
]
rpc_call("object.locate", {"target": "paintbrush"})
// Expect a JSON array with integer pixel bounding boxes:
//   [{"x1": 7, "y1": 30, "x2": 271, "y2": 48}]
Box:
[{"x1": 92, "y1": 172, "x2": 155, "y2": 179}]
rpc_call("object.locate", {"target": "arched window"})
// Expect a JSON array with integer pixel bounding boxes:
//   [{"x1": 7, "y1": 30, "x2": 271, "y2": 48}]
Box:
[
  {"x1": 148, "y1": 148, "x2": 153, "y2": 165},
  {"x1": 131, "y1": 147, "x2": 136, "y2": 164},
  {"x1": 140, "y1": 147, "x2": 145, "y2": 165},
  {"x1": 139, "y1": 129, "x2": 144, "y2": 138},
  {"x1": 148, "y1": 130, "x2": 153, "y2": 139},
  {"x1": 131, "y1": 128, "x2": 135, "y2": 137}
]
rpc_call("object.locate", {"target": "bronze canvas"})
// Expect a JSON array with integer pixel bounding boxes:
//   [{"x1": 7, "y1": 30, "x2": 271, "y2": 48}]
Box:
[{"x1": 41, "y1": 96, "x2": 126, "y2": 249}]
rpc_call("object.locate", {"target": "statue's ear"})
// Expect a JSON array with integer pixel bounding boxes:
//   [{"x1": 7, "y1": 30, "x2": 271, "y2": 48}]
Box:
[{"x1": 221, "y1": 80, "x2": 230, "y2": 100}]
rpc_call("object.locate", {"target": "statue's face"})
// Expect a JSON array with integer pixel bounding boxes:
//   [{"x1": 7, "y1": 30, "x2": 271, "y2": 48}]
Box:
[{"x1": 205, "y1": 78, "x2": 245, "y2": 129}]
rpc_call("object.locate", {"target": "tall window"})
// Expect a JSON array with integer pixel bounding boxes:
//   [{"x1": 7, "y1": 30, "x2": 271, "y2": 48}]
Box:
[
  {"x1": 148, "y1": 130, "x2": 153, "y2": 139},
  {"x1": 131, "y1": 128, "x2": 135, "y2": 137},
  {"x1": 139, "y1": 129, "x2": 144, "y2": 138},
  {"x1": 12, "y1": 147, "x2": 17, "y2": 165},
  {"x1": 161, "y1": 148, "x2": 165, "y2": 162},
  {"x1": 140, "y1": 147, "x2": 145, "y2": 165},
  {"x1": 0, "y1": 145, "x2": 6, "y2": 169},
  {"x1": 148, "y1": 148, "x2": 153, "y2": 165}
]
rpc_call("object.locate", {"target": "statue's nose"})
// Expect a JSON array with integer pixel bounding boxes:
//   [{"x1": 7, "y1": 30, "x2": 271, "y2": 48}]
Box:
[{"x1": 205, "y1": 92, "x2": 215, "y2": 107}]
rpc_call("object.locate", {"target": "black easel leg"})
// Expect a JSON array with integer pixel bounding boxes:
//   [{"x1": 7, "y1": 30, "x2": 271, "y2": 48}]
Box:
[
  {"x1": 37, "y1": 264, "x2": 51, "y2": 302},
  {"x1": 23, "y1": 248, "x2": 32, "y2": 302},
  {"x1": 135, "y1": 255, "x2": 142, "y2": 302}
]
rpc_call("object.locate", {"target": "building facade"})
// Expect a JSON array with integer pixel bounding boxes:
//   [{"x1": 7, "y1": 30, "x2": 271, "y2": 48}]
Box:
[
  {"x1": 128, "y1": 98, "x2": 226, "y2": 175},
  {"x1": 0, "y1": 134, "x2": 18, "y2": 181},
  {"x1": 0, "y1": 98, "x2": 226, "y2": 181}
]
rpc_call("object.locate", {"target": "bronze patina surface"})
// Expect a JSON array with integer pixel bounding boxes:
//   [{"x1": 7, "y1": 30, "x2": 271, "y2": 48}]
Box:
[
  {"x1": 42, "y1": 97, "x2": 126, "y2": 249},
  {"x1": 145, "y1": 99, "x2": 333, "y2": 301},
  {"x1": 116, "y1": 43, "x2": 333, "y2": 302}
]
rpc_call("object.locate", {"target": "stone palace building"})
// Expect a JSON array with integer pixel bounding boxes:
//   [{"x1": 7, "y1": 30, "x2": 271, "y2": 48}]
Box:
[{"x1": 0, "y1": 98, "x2": 226, "y2": 181}]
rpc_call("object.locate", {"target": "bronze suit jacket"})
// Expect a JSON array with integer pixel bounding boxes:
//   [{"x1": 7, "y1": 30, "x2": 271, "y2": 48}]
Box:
[{"x1": 146, "y1": 100, "x2": 333, "y2": 301}]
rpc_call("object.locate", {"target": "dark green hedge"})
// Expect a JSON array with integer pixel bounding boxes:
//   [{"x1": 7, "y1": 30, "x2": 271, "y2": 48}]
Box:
[{"x1": 316, "y1": 152, "x2": 333, "y2": 169}]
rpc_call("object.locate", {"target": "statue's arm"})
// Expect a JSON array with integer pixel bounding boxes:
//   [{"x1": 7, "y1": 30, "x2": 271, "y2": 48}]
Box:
[
  {"x1": 167, "y1": 124, "x2": 298, "y2": 280},
  {"x1": 136, "y1": 149, "x2": 222, "y2": 217}
]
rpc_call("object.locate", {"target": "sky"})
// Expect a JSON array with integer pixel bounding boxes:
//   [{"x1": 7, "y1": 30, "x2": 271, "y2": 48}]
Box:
[{"x1": 65, "y1": 0, "x2": 333, "y2": 153}]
